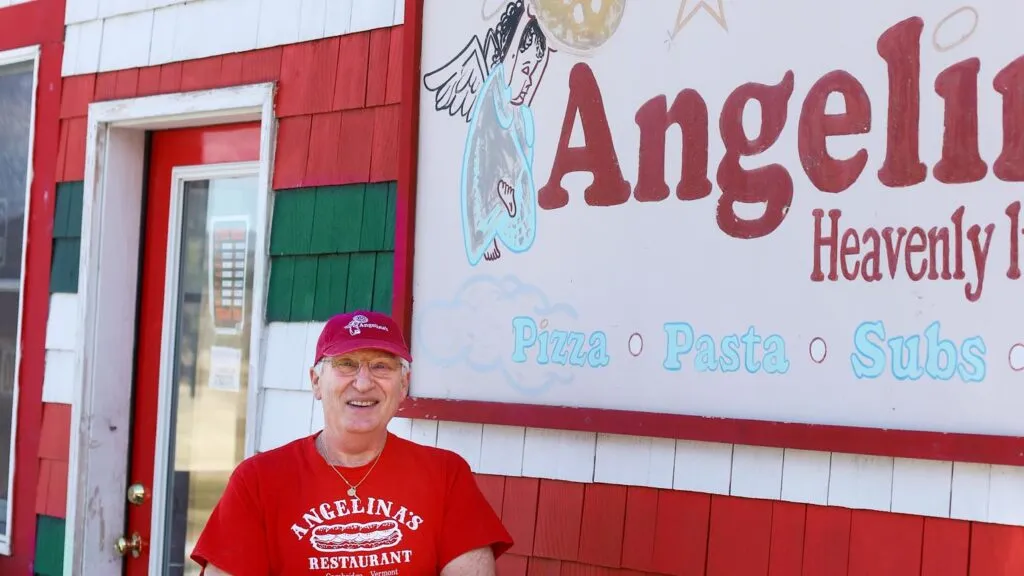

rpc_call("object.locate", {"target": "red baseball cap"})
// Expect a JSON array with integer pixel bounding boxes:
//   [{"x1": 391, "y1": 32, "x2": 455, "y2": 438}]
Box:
[{"x1": 314, "y1": 310, "x2": 412, "y2": 365}]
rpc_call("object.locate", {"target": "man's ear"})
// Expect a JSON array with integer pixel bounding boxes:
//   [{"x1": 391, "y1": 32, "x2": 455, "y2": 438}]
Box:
[{"x1": 310, "y1": 367, "x2": 321, "y2": 400}]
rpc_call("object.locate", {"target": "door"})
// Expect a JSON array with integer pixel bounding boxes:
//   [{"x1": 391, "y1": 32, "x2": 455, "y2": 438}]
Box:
[{"x1": 119, "y1": 123, "x2": 263, "y2": 575}]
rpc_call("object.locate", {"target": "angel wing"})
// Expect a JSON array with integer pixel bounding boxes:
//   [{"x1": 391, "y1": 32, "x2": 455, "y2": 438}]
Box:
[{"x1": 423, "y1": 34, "x2": 494, "y2": 122}]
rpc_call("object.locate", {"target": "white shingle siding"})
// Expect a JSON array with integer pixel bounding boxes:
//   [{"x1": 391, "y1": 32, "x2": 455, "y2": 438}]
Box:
[{"x1": 62, "y1": 0, "x2": 405, "y2": 76}]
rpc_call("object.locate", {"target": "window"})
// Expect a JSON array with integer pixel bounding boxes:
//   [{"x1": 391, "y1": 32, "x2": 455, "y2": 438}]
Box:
[{"x1": 0, "y1": 45, "x2": 39, "y2": 554}]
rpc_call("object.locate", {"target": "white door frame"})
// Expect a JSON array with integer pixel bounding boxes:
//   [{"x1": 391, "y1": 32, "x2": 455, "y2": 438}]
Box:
[{"x1": 64, "y1": 83, "x2": 277, "y2": 576}]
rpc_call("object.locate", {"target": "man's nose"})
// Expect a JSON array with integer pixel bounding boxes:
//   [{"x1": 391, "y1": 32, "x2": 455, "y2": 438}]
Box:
[{"x1": 352, "y1": 366, "x2": 374, "y2": 388}]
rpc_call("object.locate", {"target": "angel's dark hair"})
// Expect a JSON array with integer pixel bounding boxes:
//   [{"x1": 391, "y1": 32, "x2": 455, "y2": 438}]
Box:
[{"x1": 489, "y1": 0, "x2": 547, "y2": 68}]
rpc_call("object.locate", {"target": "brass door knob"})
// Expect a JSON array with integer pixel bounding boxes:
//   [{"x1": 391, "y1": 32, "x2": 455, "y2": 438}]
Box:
[
  {"x1": 126, "y1": 483, "x2": 146, "y2": 506},
  {"x1": 115, "y1": 532, "x2": 143, "y2": 558}
]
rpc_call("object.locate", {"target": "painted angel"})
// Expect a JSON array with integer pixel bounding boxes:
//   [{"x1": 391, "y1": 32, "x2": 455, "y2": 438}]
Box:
[{"x1": 422, "y1": 0, "x2": 551, "y2": 265}]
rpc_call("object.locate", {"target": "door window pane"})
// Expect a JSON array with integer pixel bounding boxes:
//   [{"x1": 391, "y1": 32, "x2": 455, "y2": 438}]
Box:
[
  {"x1": 0, "y1": 57, "x2": 36, "y2": 539},
  {"x1": 162, "y1": 177, "x2": 258, "y2": 575}
]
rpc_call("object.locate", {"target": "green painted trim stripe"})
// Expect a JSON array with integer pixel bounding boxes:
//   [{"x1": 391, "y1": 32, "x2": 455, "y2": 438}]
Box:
[
  {"x1": 34, "y1": 514, "x2": 65, "y2": 576},
  {"x1": 50, "y1": 182, "x2": 84, "y2": 294}
]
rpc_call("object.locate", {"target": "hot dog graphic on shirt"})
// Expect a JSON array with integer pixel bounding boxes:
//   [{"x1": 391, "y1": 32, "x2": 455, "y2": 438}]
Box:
[{"x1": 310, "y1": 520, "x2": 404, "y2": 553}]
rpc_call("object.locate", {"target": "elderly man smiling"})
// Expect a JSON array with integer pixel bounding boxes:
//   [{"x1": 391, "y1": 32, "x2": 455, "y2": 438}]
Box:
[{"x1": 191, "y1": 310, "x2": 513, "y2": 575}]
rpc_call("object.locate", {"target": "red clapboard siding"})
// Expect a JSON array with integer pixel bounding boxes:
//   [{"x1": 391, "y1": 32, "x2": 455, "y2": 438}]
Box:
[
  {"x1": 620, "y1": 487, "x2": 658, "y2": 572},
  {"x1": 34, "y1": 458, "x2": 67, "y2": 519},
  {"x1": 848, "y1": 510, "x2": 924, "y2": 576},
  {"x1": 706, "y1": 495, "x2": 773, "y2": 576},
  {"x1": 272, "y1": 114, "x2": 313, "y2": 190},
  {"x1": 59, "y1": 74, "x2": 94, "y2": 118},
  {"x1": 93, "y1": 71, "x2": 118, "y2": 101},
  {"x1": 241, "y1": 47, "x2": 283, "y2": 83},
  {"x1": 559, "y1": 562, "x2": 621, "y2": 576},
  {"x1": 304, "y1": 111, "x2": 344, "y2": 185},
  {"x1": 502, "y1": 477, "x2": 540, "y2": 557},
  {"x1": 63, "y1": 117, "x2": 87, "y2": 182},
  {"x1": 533, "y1": 480, "x2": 585, "y2": 561},
  {"x1": 652, "y1": 489, "x2": 710, "y2": 576},
  {"x1": 334, "y1": 32, "x2": 370, "y2": 110},
  {"x1": 38, "y1": 403, "x2": 71, "y2": 461},
  {"x1": 35, "y1": 403, "x2": 73, "y2": 519},
  {"x1": 159, "y1": 62, "x2": 183, "y2": 93},
  {"x1": 430, "y1": 476, "x2": 1024, "y2": 576},
  {"x1": 385, "y1": 26, "x2": 402, "y2": 105},
  {"x1": 113, "y1": 68, "x2": 139, "y2": 99},
  {"x1": 137, "y1": 67, "x2": 162, "y2": 96},
  {"x1": 921, "y1": 518, "x2": 969, "y2": 576},
  {"x1": 577, "y1": 484, "x2": 627, "y2": 568},
  {"x1": 218, "y1": 53, "x2": 244, "y2": 87},
  {"x1": 768, "y1": 501, "x2": 805, "y2": 576},
  {"x1": 34, "y1": 459, "x2": 51, "y2": 515},
  {"x1": 44, "y1": 460, "x2": 68, "y2": 518},
  {"x1": 369, "y1": 103, "x2": 400, "y2": 182},
  {"x1": 180, "y1": 56, "x2": 223, "y2": 92},
  {"x1": 802, "y1": 505, "x2": 852, "y2": 576},
  {"x1": 278, "y1": 37, "x2": 340, "y2": 116},
  {"x1": 55, "y1": 118, "x2": 68, "y2": 182},
  {"x1": 37, "y1": 401, "x2": 71, "y2": 517},
  {"x1": 527, "y1": 557, "x2": 560, "y2": 576},
  {"x1": 365, "y1": 28, "x2": 390, "y2": 107},
  {"x1": 337, "y1": 108, "x2": 376, "y2": 183},
  {"x1": 497, "y1": 554, "x2": 529, "y2": 576},
  {"x1": 969, "y1": 522, "x2": 1024, "y2": 575}
]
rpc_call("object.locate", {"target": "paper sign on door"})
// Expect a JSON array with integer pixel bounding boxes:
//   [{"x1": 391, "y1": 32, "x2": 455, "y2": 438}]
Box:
[{"x1": 207, "y1": 346, "x2": 242, "y2": 392}]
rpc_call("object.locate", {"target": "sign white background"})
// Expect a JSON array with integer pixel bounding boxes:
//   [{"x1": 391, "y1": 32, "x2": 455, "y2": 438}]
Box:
[{"x1": 410, "y1": 0, "x2": 1024, "y2": 436}]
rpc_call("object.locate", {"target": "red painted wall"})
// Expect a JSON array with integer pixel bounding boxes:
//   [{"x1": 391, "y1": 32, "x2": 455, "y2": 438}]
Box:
[{"x1": 476, "y1": 473, "x2": 1024, "y2": 576}]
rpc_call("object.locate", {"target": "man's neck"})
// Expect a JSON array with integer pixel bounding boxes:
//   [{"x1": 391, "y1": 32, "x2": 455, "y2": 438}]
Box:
[{"x1": 318, "y1": 428, "x2": 387, "y2": 468}]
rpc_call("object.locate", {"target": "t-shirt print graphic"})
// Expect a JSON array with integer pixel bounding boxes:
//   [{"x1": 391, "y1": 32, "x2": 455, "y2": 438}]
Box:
[{"x1": 292, "y1": 496, "x2": 424, "y2": 572}]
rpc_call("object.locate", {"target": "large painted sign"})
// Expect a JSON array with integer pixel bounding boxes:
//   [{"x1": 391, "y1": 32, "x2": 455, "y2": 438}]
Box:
[{"x1": 409, "y1": 0, "x2": 1024, "y2": 438}]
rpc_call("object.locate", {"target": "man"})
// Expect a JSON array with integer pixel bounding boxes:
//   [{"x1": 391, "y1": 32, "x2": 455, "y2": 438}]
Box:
[{"x1": 191, "y1": 310, "x2": 514, "y2": 575}]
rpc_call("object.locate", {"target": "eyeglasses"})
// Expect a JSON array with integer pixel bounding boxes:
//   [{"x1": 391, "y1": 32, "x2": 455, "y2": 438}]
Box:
[{"x1": 323, "y1": 356, "x2": 402, "y2": 378}]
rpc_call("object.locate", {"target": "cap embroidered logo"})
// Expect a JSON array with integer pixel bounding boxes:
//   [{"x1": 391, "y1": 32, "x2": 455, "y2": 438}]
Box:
[{"x1": 344, "y1": 314, "x2": 391, "y2": 337}]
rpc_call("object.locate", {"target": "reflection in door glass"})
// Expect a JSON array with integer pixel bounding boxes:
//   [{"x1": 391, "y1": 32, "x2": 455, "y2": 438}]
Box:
[{"x1": 163, "y1": 176, "x2": 257, "y2": 576}]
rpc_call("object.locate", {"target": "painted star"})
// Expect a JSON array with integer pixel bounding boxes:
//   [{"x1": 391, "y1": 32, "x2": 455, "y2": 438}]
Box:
[{"x1": 669, "y1": 0, "x2": 729, "y2": 40}]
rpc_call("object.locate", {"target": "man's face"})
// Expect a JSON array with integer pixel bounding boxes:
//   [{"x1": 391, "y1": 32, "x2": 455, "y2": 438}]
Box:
[{"x1": 311, "y1": 348, "x2": 409, "y2": 436}]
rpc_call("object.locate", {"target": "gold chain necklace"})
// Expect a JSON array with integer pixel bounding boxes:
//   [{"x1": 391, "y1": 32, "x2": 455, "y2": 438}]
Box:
[{"x1": 316, "y1": 433, "x2": 386, "y2": 499}]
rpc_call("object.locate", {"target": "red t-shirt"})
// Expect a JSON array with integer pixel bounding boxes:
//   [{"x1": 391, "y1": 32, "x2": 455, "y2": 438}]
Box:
[{"x1": 191, "y1": 432, "x2": 514, "y2": 575}]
